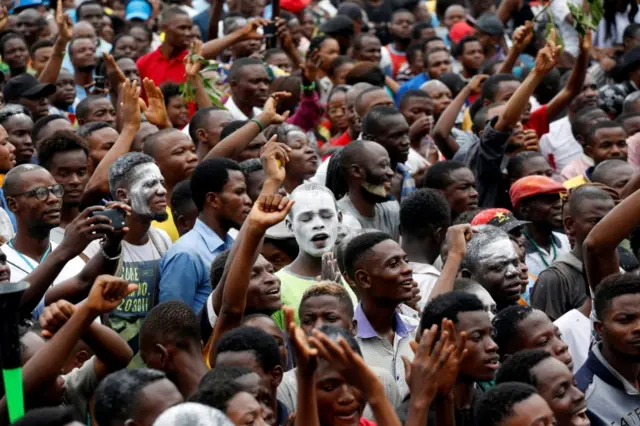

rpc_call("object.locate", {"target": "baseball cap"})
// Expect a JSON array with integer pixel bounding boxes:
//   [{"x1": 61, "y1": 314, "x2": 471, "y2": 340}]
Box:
[
  {"x1": 3, "y1": 74, "x2": 56, "y2": 104},
  {"x1": 472, "y1": 209, "x2": 530, "y2": 233},
  {"x1": 125, "y1": 0, "x2": 151, "y2": 21},
  {"x1": 337, "y1": 2, "x2": 363, "y2": 22},
  {"x1": 281, "y1": 0, "x2": 311, "y2": 14},
  {"x1": 474, "y1": 13, "x2": 504, "y2": 36},
  {"x1": 450, "y1": 21, "x2": 474, "y2": 43},
  {"x1": 509, "y1": 175, "x2": 567, "y2": 208},
  {"x1": 11, "y1": 0, "x2": 44, "y2": 14},
  {"x1": 319, "y1": 15, "x2": 355, "y2": 36}
]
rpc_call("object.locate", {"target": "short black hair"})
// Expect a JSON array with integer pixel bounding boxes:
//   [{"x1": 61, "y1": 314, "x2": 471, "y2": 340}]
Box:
[
  {"x1": 239, "y1": 158, "x2": 262, "y2": 176},
  {"x1": 420, "y1": 291, "x2": 484, "y2": 333},
  {"x1": 352, "y1": 33, "x2": 379, "y2": 52},
  {"x1": 0, "y1": 31, "x2": 27, "y2": 57},
  {"x1": 594, "y1": 273, "x2": 640, "y2": 320},
  {"x1": 424, "y1": 46, "x2": 449, "y2": 68},
  {"x1": 188, "y1": 106, "x2": 224, "y2": 144},
  {"x1": 567, "y1": 183, "x2": 613, "y2": 217},
  {"x1": 76, "y1": 121, "x2": 112, "y2": 139},
  {"x1": 400, "y1": 188, "x2": 451, "y2": 238},
  {"x1": 215, "y1": 326, "x2": 283, "y2": 372},
  {"x1": 171, "y1": 179, "x2": 195, "y2": 217},
  {"x1": 191, "y1": 365, "x2": 254, "y2": 411},
  {"x1": 342, "y1": 231, "x2": 392, "y2": 281},
  {"x1": 361, "y1": 105, "x2": 402, "y2": 137},
  {"x1": 474, "y1": 382, "x2": 540, "y2": 426},
  {"x1": 264, "y1": 47, "x2": 286, "y2": 62},
  {"x1": 210, "y1": 248, "x2": 231, "y2": 290},
  {"x1": 422, "y1": 160, "x2": 469, "y2": 189},
  {"x1": 0, "y1": 104, "x2": 31, "y2": 126},
  {"x1": 481, "y1": 74, "x2": 520, "y2": 103},
  {"x1": 453, "y1": 277, "x2": 482, "y2": 292},
  {"x1": 160, "y1": 6, "x2": 188, "y2": 23},
  {"x1": 398, "y1": 89, "x2": 431, "y2": 111},
  {"x1": 616, "y1": 111, "x2": 640, "y2": 125},
  {"x1": 624, "y1": 23, "x2": 640, "y2": 41},
  {"x1": 190, "y1": 158, "x2": 242, "y2": 211},
  {"x1": 77, "y1": 0, "x2": 103, "y2": 20},
  {"x1": 495, "y1": 349, "x2": 552, "y2": 387},
  {"x1": 11, "y1": 406, "x2": 79, "y2": 426},
  {"x1": 355, "y1": 86, "x2": 389, "y2": 114},
  {"x1": 108, "y1": 152, "x2": 154, "y2": 197},
  {"x1": 308, "y1": 34, "x2": 333, "y2": 55},
  {"x1": 143, "y1": 128, "x2": 182, "y2": 158},
  {"x1": 29, "y1": 39, "x2": 54, "y2": 57},
  {"x1": 36, "y1": 130, "x2": 89, "y2": 170},
  {"x1": 220, "y1": 120, "x2": 248, "y2": 141},
  {"x1": 317, "y1": 324, "x2": 362, "y2": 356},
  {"x1": 406, "y1": 41, "x2": 426, "y2": 64},
  {"x1": 411, "y1": 22, "x2": 433, "y2": 40},
  {"x1": 94, "y1": 368, "x2": 169, "y2": 426},
  {"x1": 228, "y1": 57, "x2": 265, "y2": 82},
  {"x1": 299, "y1": 282, "x2": 355, "y2": 319},
  {"x1": 160, "y1": 82, "x2": 183, "y2": 106},
  {"x1": 570, "y1": 106, "x2": 607, "y2": 141},
  {"x1": 328, "y1": 55, "x2": 356, "y2": 79},
  {"x1": 345, "y1": 62, "x2": 386, "y2": 87},
  {"x1": 506, "y1": 151, "x2": 547, "y2": 181},
  {"x1": 139, "y1": 301, "x2": 201, "y2": 351},
  {"x1": 76, "y1": 95, "x2": 108, "y2": 122},
  {"x1": 585, "y1": 121, "x2": 626, "y2": 147},
  {"x1": 454, "y1": 35, "x2": 481, "y2": 58},
  {"x1": 492, "y1": 304, "x2": 534, "y2": 357},
  {"x1": 32, "y1": 114, "x2": 69, "y2": 144}
]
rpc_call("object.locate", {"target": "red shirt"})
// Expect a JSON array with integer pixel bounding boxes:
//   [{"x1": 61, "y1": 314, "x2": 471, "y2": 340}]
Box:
[
  {"x1": 523, "y1": 104, "x2": 550, "y2": 138},
  {"x1": 359, "y1": 419, "x2": 377, "y2": 426},
  {"x1": 330, "y1": 130, "x2": 352, "y2": 147}
]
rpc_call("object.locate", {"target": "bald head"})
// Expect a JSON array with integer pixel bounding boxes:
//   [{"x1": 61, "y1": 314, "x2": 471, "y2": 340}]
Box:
[
  {"x1": 591, "y1": 159, "x2": 635, "y2": 191},
  {"x1": 4, "y1": 164, "x2": 46, "y2": 195},
  {"x1": 355, "y1": 87, "x2": 393, "y2": 118},
  {"x1": 72, "y1": 21, "x2": 97, "y2": 40}
]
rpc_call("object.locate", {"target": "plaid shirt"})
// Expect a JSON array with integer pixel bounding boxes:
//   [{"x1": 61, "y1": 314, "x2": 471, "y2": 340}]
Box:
[
  {"x1": 397, "y1": 163, "x2": 416, "y2": 200},
  {"x1": 598, "y1": 80, "x2": 637, "y2": 117}
]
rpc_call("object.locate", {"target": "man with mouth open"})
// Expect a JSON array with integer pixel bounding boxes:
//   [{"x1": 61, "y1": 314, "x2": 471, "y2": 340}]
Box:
[
  {"x1": 337, "y1": 140, "x2": 400, "y2": 240},
  {"x1": 497, "y1": 350, "x2": 590, "y2": 426}
]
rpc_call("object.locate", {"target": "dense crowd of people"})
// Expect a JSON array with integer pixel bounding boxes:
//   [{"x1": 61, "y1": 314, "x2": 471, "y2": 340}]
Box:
[{"x1": 0, "y1": 0, "x2": 640, "y2": 424}]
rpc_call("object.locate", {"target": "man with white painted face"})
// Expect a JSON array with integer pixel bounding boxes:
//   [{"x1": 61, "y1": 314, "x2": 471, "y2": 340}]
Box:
[
  {"x1": 460, "y1": 224, "x2": 522, "y2": 312},
  {"x1": 337, "y1": 140, "x2": 400, "y2": 240},
  {"x1": 106, "y1": 152, "x2": 172, "y2": 366},
  {"x1": 272, "y1": 183, "x2": 357, "y2": 329}
]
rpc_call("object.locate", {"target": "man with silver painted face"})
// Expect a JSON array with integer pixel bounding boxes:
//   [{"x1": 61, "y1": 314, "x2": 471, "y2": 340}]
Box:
[
  {"x1": 272, "y1": 183, "x2": 358, "y2": 329},
  {"x1": 460, "y1": 224, "x2": 522, "y2": 312},
  {"x1": 107, "y1": 152, "x2": 173, "y2": 366}
]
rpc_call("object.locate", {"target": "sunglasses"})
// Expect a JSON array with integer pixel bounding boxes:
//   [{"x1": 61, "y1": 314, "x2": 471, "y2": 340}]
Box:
[{"x1": 8, "y1": 184, "x2": 65, "y2": 201}]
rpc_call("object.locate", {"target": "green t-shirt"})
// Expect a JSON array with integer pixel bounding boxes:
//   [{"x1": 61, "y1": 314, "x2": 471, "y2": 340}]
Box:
[{"x1": 272, "y1": 268, "x2": 359, "y2": 329}]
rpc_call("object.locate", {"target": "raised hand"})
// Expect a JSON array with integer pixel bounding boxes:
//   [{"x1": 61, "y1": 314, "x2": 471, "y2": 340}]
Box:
[
  {"x1": 40, "y1": 299, "x2": 76, "y2": 338},
  {"x1": 467, "y1": 74, "x2": 489, "y2": 94},
  {"x1": 241, "y1": 18, "x2": 270, "y2": 41},
  {"x1": 120, "y1": 79, "x2": 141, "y2": 130},
  {"x1": 512, "y1": 21, "x2": 534, "y2": 53},
  {"x1": 101, "y1": 201, "x2": 132, "y2": 245},
  {"x1": 248, "y1": 193, "x2": 295, "y2": 231},
  {"x1": 285, "y1": 306, "x2": 317, "y2": 376},
  {"x1": 409, "y1": 115, "x2": 433, "y2": 143},
  {"x1": 319, "y1": 252, "x2": 342, "y2": 283},
  {"x1": 534, "y1": 28, "x2": 562, "y2": 75},
  {"x1": 260, "y1": 91, "x2": 291, "y2": 125},
  {"x1": 275, "y1": 17, "x2": 294, "y2": 51},
  {"x1": 0, "y1": 5, "x2": 8, "y2": 33},
  {"x1": 86, "y1": 275, "x2": 138, "y2": 315},
  {"x1": 58, "y1": 206, "x2": 116, "y2": 259},
  {"x1": 186, "y1": 40, "x2": 204, "y2": 79},
  {"x1": 580, "y1": 28, "x2": 592, "y2": 53},
  {"x1": 103, "y1": 53, "x2": 127, "y2": 90},
  {"x1": 139, "y1": 78, "x2": 171, "y2": 129},
  {"x1": 302, "y1": 50, "x2": 322, "y2": 83},
  {"x1": 445, "y1": 224, "x2": 474, "y2": 259},
  {"x1": 260, "y1": 135, "x2": 291, "y2": 184},
  {"x1": 522, "y1": 129, "x2": 540, "y2": 152},
  {"x1": 402, "y1": 325, "x2": 454, "y2": 404},
  {"x1": 436, "y1": 319, "x2": 468, "y2": 395}
]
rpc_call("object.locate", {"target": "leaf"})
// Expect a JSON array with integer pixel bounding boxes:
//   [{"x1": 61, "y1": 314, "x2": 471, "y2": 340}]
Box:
[
  {"x1": 568, "y1": 2, "x2": 589, "y2": 37},
  {"x1": 545, "y1": 10, "x2": 564, "y2": 49},
  {"x1": 588, "y1": 0, "x2": 604, "y2": 28}
]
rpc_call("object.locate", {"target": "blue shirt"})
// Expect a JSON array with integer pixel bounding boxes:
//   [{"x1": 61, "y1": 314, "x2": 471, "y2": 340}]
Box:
[
  {"x1": 158, "y1": 219, "x2": 234, "y2": 311},
  {"x1": 397, "y1": 163, "x2": 416, "y2": 200},
  {"x1": 395, "y1": 73, "x2": 429, "y2": 106}
]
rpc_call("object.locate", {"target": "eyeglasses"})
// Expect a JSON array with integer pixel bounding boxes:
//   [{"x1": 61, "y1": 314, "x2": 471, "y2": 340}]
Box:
[{"x1": 8, "y1": 184, "x2": 65, "y2": 201}]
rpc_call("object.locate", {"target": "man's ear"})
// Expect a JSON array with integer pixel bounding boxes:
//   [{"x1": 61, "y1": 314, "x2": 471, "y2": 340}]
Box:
[
  {"x1": 350, "y1": 319, "x2": 357, "y2": 335},
  {"x1": 351, "y1": 164, "x2": 364, "y2": 181},
  {"x1": 354, "y1": 269, "x2": 370, "y2": 289},
  {"x1": 156, "y1": 343, "x2": 170, "y2": 369},
  {"x1": 584, "y1": 143, "x2": 593, "y2": 158},
  {"x1": 195, "y1": 128, "x2": 209, "y2": 146},
  {"x1": 434, "y1": 226, "x2": 447, "y2": 246},
  {"x1": 206, "y1": 192, "x2": 220, "y2": 210},
  {"x1": 337, "y1": 211, "x2": 343, "y2": 224},
  {"x1": 75, "y1": 349, "x2": 90, "y2": 369},
  {"x1": 285, "y1": 217, "x2": 293, "y2": 232},
  {"x1": 271, "y1": 365, "x2": 284, "y2": 388},
  {"x1": 6, "y1": 196, "x2": 17, "y2": 214},
  {"x1": 460, "y1": 268, "x2": 472, "y2": 279},
  {"x1": 115, "y1": 187, "x2": 130, "y2": 204},
  {"x1": 593, "y1": 320, "x2": 604, "y2": 340},
  {"x1": 564, "y1": 215, "x2": 575, "y2": 238}
]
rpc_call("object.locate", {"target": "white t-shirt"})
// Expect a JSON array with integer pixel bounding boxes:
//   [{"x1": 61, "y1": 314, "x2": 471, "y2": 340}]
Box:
[
  {"x1": 554, "y1": 309, "x2": 591, "y2": 372},
  {"x1": 50, "y1": 227, "x2": 101, "y2": 261},
  {"x1": 4, "y1": 241, "x2": 86, "y2": 319}
]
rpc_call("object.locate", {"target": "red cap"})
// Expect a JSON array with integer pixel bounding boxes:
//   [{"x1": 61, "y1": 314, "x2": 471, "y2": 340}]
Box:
[
  {"x1": 509, "y1": 175, "x2": 567, "y2": 208},
  {"x1": 471, "y1": 208, "x2": 512, "y2": 226},
  {"x1": 281, "y1": 0, "x2": 311, "y2": 14},
  {"x1": 449, "y1": 22, "x2": 475, "y2": 44}
]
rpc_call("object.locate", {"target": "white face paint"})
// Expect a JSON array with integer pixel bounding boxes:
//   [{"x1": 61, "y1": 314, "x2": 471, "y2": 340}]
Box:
[
  {"x1": 128, "y1": 163, "x2": 168, "y2": 220},
  {"x1": 467, "y1": 285, "x2": 497, "y2": 321},
  {"x1": 474, "y1": 238, "x2": 521, "y2": 298},
  {"x1": 288, "y1": 190, "x2": 340, "y2": 257}
]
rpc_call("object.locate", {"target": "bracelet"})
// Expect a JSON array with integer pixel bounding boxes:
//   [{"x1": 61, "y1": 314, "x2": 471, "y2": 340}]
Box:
[
  {"x1": 250, "y1": 118, "x2": 264, "y2": 132},
  {"x1": 301, "y1": 81, "x2": 316, "y2": 91},
  {"x1": 101, "y1": 244, "x2": 121, "y2": 261}
]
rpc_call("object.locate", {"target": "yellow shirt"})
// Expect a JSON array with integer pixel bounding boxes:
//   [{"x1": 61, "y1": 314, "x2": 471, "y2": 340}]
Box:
[
  {"x1": 462, "y1": 108, "x2": 473, "y2": 132},
  {"x1": 563, "y1": 175, "x2": 589, "y2": 191},
  {"x1": 152, "y1": 206, "x2": 179, "y2": 242}
]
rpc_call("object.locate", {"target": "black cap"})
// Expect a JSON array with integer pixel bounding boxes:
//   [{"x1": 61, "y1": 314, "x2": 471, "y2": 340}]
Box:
[
  {"x1": 319, "y1": 15, "x2": 355, "y2": 36},
  {"x1": 487, "y1": 212, "x2": 530, "y2": 234},
  {"x1": 337, "y1": 2, "x2": 362, "y2": 22},
  {"x1": 3, "y1": 74, "x2": 56, "y2": 104},
  {"x1": 475, "y1": 13, "x2": 504, "y2": 36}
]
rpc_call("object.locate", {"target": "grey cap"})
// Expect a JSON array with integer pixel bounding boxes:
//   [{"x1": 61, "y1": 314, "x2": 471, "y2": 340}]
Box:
[{"x1": 475, "y1": 13, "x2": 504, "y2": 36}]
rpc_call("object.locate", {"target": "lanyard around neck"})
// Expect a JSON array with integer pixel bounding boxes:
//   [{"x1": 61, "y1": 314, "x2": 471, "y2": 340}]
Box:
[
  {"x1": 524, "y1": 231, "x2": 557, "y2": 268},
  {"x1": 7, "y1": 240, "x2": 51, "y2": 272}
]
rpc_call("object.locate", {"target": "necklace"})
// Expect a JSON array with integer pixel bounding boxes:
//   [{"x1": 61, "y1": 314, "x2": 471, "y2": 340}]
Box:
[
  {"x1": 524, "y1": 231, "x2": 557, "y2": 268},
  {"x1": 7, "y1": 239, "x2": 51, "y2": 271}
]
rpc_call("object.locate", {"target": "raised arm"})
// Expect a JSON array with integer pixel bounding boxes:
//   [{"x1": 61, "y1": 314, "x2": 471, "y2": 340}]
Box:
[
  {"x1": 202, "y1": 18, "x2": 269, "y2": 60},
  {"x1": 428, "y1": 224, "x2": 473, "y2": 300},
  {"x1": 495, "y1": 31, "x2": 561, "y2": 132},
  {"x1": 275, "y1": 17, "x2": 302, "y2": 71},
  {"x1": 207, "y1": 0, "x2": 224, "y2": 42},
  {"x1": 186, "y1": 40, "x2": 214, "y2": 109},
  {"x1": 204, "y1": 92, "x2": 291, "y2": 161},
  {"x1": 432, "y1": 75, "x2": 487, "y2": 159},
  {"x1": 498, "y1": 22, "x2": 534, "y2": 75},
  {"x1": 545, "y1": 31, "x2": 591, "y2": 121},
  {"x1": 39, "y1": 0, "x2": 72, "y2": 84},
  {"x1": 81, "y1": 80, "x2": 141, "y2": 207}
]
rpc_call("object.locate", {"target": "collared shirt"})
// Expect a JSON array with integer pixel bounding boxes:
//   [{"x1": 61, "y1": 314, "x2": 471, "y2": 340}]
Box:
[
  {"x1": 408, "y1": 262, "x2": 440, "y2": 311},
  {"x1": 396, "y1": 163, "x2": 416, "y2": 200},
  {"x1": 136, "y1": 46, "x2": 189, "y2": 92},
  {"x1": 561, "y1": 155, "x2": 594, "y2": 182},
  {"x1": 158, "y1": 218, "x2": 234, "y2": 312},
  {"x1": 224, "y1": 96, "x2": 263, "y2": 121},
  {"x1": 354, "y1": 303, "x2": 418, "y2": 399},
  {"x1": 523, "y1": 231, "x2": 571, "y2": 301},
  {"x1": 576, "y1": 343, "x2": 640, "y2": 426}
]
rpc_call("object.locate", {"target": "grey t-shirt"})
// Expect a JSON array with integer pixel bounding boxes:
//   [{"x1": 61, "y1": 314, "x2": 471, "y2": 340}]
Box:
[{"x1": 337, "y1": 195, "x2": 400, "y2": 240}]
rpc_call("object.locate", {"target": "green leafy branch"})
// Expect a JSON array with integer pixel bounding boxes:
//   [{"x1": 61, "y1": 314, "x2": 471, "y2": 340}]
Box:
[{"x1": 180, "y1": 53, "x2": 226, "y2": 109}]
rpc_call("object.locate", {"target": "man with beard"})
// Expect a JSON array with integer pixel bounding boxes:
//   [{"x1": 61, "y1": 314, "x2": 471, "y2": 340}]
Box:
[
  {"x1": 225, "y1": 58, "x2": 269, "y2": 121},
  {"x1": 510, "y1": 175, "x2": 571, "y2": 287},
  {"x1": 460, "y1": 225, "x2": 522, "y2": 311},
  {"x1": 69, "y1": 37, "x2": 98, "y2": 103},
  {"x1": 272, "y1": 183, "x2": 357, "y2": 329},
  {"x1": 107, "y1": 152, "x2": 172, "y2": 366},
  {"x1": 337, "y1": 140, "x2": 399, "y2": 240},
  {"x1": 577, "y1": 274, "x2": 640, "y2": 426},
  {"x1": 381, "y1": 9, "x2": 415, "y2": 80},
  {"x1": 159, "y1": 158, "x2": 252, "y2": 312}
]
